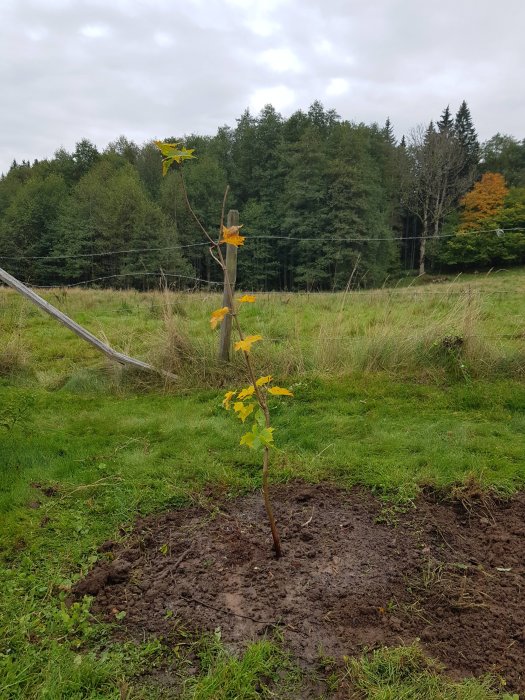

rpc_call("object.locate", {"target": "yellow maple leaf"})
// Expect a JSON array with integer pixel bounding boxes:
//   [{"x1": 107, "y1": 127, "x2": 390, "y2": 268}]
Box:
[
  {"x1": 210, "y1": 306, "x2": 230, "y2": 329},
  {"x1": 239, "y1": 294, "x2": 256, "y2": 303},
  {"x1": 268, "y1": 386, "x2": 294, "y2": 397},
  {"x1": 234, "y1": 335, "x2": 263, "y2": 353},
  {"x1": 222, "y1": 390, "x2": 236, "y2": 410},
  {"x1": 237, "y1": 385, "x2": 255, "y2": 400},
  {"x1": 220, "y1": 225, "x2": 245, "y2": 247},
  {"x1": 233, "y1": 401, "x2": 256, "y2": 423},
  {"x1": 256, "y1": 375, "x2": 272, "y2": 386}
]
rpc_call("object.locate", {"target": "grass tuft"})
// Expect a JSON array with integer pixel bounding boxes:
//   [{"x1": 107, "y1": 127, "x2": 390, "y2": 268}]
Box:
[
  {"x1": 182, "y1": 636, "x2": 299, "y2": 699},
  {"x1": 346, "y1": 644, "x2": 503, "y2": 699}
]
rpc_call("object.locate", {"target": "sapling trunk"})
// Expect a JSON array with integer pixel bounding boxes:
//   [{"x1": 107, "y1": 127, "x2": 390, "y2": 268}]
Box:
[
  {"x1": 263, "y1": 446, "x2": 282, "y2": 558},
  {"x1": 217, "y1": 228, "x2": 282, "y2": 558},
  {"x1": 178, "y1": 171, "x2": 283, "y2": 558}
]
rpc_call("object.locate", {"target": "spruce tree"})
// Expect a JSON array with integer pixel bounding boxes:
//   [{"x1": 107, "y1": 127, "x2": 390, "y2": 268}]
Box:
[
  {"x1": 437, "y1": 105, "x2": 454, "y2": 134},
  {"x1": 382, "y1": 117, "x2": 396, "y2": 146},
  {"x1": 455, "y1": 100, "x2": 480, "y2": 174}
]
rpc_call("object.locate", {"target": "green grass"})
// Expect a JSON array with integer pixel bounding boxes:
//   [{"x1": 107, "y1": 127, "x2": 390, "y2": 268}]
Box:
[
  {"x1": 1, "y1": 267, "x2": 524, "y2": 387},
  {"x1": 1, "y1": 376, "x2": 524, "y2": 697},
  {"x1": 346, "y1": 645, "x2": 510, "y2": 700},
  {"x1": 1, "y1": 272, "x2": 524, "y2": 697},
  {"x1": 180, "y1": 636, "x2": 300, "y2": 699}
]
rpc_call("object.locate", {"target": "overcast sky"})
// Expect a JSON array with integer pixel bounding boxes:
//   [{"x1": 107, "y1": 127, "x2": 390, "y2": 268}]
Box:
[{"x1": 2, "y1": 0, "x2": 524, "y2": 175}]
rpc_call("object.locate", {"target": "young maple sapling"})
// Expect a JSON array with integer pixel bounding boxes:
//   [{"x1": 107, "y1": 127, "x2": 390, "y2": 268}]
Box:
[{"x1": 156, "y1": 141, "x2": 293, "y2": 558}]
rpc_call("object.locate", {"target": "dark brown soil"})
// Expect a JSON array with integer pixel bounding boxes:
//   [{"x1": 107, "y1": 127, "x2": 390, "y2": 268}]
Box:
[{"x1": 74, "y1": 483, "x2": 525, "y2": 693}]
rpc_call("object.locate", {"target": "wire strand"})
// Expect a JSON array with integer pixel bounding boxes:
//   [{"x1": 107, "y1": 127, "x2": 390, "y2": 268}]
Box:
[
  {"x1": 251, "y1": 228, "x2": 525, "y2": 243},
  {"x1": 0, "y1": 241, "x2": 210, "y2": 262},
  {"x1": 26, "y1": 272, "x2": 222, "y2": 289},
  {"x1": 1, "y1": 228, "x2": 523, "y2": 262},
  {"x1": 18, "y1": 276, "x2": 525, "y2": 295}
]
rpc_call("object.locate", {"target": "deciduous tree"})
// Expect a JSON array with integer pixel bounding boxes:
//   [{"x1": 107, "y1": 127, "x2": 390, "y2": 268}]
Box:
[{"x1": 400, "y1": 123, "x2": 473, "y2": 273}]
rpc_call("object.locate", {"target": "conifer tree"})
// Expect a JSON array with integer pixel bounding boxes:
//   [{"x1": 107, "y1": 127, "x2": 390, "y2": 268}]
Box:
[
  {"x1": 455, "y1": 100, "x2": 480, "y2": 174},
  {"x1": 437, "y1": 105, "x2": 454, "y2": 134},
  {"x1": 382, "y1": 117, "x2": 396, "y2": 145}
]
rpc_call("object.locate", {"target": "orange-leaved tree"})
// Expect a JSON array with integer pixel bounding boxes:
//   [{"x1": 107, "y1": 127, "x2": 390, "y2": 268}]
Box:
[
  {"x1": 459, "y1": 172, "x2": 508, "y2": 232},
  {"x1": 156, "y1": 141, "x2": 293, "y2": 558}
]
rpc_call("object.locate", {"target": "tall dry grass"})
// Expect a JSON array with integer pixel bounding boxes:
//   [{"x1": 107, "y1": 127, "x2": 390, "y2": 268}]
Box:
[
  {"x1": 0, "y1": 335, "x2": 28, "y2": 376},
  {"x1": 1, "y1": 269, "x2": 524, "y2": 388},
  {"x1": 0, "y1": 291, "x2": 29, "y2": 376}
]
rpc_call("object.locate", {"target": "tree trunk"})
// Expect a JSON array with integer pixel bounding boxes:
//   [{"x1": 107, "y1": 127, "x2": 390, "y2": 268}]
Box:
[
  {"x1": 419, "y1": 237, "x2": 426, "y2": 275},
  {"x1": 419, "y1": 214, "x2": 428, "y2": 275}
]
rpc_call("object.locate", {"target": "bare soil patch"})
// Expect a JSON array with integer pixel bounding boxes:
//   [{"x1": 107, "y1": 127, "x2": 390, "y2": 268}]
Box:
[{"x1": 74, "y1": 483, "x2": 525, "y2": 693}]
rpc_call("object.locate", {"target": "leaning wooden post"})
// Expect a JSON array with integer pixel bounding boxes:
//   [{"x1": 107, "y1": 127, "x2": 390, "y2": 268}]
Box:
[
  {"x1": 218, "y1": 209, "x2": 239, "y2": 362},
  {"x1": 0, "y1": 266, "x2": 176, "y2": 379}
]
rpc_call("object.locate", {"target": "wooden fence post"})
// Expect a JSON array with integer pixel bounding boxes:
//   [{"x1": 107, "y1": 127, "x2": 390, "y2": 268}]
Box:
[{"x1": 218, "y1": 209, "x2": 239, "y2": 362}]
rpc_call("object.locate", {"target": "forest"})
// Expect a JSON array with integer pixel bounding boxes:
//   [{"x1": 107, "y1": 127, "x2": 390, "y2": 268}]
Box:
[{"x1": 1, "y1": 100, "x2": 524, "y2": 290}]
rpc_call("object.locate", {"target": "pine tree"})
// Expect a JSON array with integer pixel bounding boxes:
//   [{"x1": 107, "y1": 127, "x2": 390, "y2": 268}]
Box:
[
  {"x1": 52, "y1": 158, "x2": 191, "y2": 287},
  {"x1": 328, "y1": 123, "x2": 398, "y2": 287},
  {"x1": 382, "y1": 117, "x2": 396, "y2": 146},
  {"x1": 236, "y1": 105, "x2": 285, "y2": 290},
  {"x1": 229, "y1": 109, "x2": 258, "y2": 205},
  {"x1": 280, "y1": 123, "x2": 331, "y2": 290},
  {"x1": 437, "y1": 105, "x2": 454, "y2": 134},
  {"x1": 455, "y1": 100, "x2": 480, "y2": 174},
  {"x1": 0, "y1": 172, "x2": 68, "y2": 283},
  {"x1": 72, "y1": 139, "x2": 100, "y2": 181}
]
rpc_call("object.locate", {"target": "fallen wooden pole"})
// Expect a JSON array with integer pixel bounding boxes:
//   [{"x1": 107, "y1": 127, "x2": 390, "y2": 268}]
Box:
[{"x1": 0, "y1": 267, "x2": 176, "y2": 379}]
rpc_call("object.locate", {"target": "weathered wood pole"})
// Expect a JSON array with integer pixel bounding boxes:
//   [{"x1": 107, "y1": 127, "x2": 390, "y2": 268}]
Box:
[
  {"x1": 218, "y1": 209, "x2": 239, "y2": 362},
  {"x1": 0, "y1": 266, "x2": 176, "y2": 378}
]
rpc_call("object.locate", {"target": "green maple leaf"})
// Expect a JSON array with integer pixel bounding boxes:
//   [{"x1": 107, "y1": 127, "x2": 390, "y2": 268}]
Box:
[
  {"x1": 155, "y1": 141, "x2": 196, "y2": 175},
  {"x1": 240, "y1": 430, "x2": 255, "y2": 449},
  {"x1": 239, "y1": 424, "x2": 275, "y2": 450},
  {"x1": 155, "y1": 141, "x2": 180, "y2": 157},
  {"x1": 258, "y1": 427, "x2": 275, "y2": 447}
]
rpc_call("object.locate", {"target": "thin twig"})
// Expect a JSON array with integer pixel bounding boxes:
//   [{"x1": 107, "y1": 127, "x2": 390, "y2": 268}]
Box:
[
  {"x1": 182, "y1": 593, "x2": 276, "y2": 625},
  {"x1": 301, "y1": 507, "x2": 315, "y2": 527},
  {"x1": 179, "y1": 169, "x2": 218, "y2": 248},
  {"x1": 172, "y1": 547, "x2": 191, "y2": 570},
  {"x1": 58, "y1": 476, "x2": 123, "y2": 500}
]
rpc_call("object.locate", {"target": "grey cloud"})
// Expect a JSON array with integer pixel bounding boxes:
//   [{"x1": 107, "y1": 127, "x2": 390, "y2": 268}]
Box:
[{"x1": 1, "y1": 0, "x2": 524, "y2": 173}]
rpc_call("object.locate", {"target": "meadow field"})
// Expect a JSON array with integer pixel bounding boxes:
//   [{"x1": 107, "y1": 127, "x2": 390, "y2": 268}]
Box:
[{"x1": 1, "y1": 269, "x2": 524, "y2": 698}]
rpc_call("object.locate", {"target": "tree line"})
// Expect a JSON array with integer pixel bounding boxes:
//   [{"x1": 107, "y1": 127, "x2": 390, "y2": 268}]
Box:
[{"x1": 1, "y1": 100, "x2": 524, "y2": 290}]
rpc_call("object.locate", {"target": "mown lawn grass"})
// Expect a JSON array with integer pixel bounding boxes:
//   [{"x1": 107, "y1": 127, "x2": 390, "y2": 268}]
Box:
[{"x1": 1, "y1": 271, "x2": 524, "y2": 697}]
